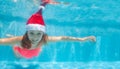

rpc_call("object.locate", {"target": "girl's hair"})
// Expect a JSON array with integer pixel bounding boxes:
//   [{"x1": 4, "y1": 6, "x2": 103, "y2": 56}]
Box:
[{"x1": 21, "y1": 32, "x2": 48, "y2": 49}]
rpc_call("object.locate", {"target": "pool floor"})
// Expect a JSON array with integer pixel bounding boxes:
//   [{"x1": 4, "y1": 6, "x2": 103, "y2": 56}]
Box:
[{"x1": 0, "y1": 61, "x2": 120, "y2": 69}]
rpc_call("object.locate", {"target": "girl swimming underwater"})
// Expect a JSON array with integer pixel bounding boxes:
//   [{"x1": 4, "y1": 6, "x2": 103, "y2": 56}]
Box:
[{"x1": 0, "y1": 0, "x2": 96, "y2": 59}]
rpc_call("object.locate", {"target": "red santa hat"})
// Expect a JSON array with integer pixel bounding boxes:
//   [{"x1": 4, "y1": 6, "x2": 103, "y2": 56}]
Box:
[{"x1": 26, "y1": 13, "x2": 45, "y2": 33}]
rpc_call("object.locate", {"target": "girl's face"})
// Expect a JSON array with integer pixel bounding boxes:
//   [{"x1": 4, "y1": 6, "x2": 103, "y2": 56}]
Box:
[{"x1": 27, "y1": 30, "x2": 44, "y2": 44}]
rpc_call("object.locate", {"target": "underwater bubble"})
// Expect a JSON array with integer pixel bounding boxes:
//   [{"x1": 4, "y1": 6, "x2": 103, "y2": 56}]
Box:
[{"x1": 13, "y1": 0, "x2": 17, "y2": 2}]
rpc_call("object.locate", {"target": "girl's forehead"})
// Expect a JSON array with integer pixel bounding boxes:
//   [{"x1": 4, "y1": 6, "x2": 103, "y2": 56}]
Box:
[{"x1": 28, "y1": 30, "x2": 43, "y2": 33}]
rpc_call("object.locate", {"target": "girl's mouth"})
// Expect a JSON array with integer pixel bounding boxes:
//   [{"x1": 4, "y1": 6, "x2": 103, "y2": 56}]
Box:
[{"x1": 31, "y1": 40, "x2": 39, "y2": 43}]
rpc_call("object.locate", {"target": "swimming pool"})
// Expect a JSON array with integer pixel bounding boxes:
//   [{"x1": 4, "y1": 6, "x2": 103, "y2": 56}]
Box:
[{"x1": 0, "y1": 0, "x2": 120, "y2": 69}]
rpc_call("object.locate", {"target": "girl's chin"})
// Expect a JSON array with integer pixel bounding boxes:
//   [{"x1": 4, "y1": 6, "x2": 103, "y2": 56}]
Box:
[{"x1": 31, "y1": 41, "x2": 39, "y2": 44}]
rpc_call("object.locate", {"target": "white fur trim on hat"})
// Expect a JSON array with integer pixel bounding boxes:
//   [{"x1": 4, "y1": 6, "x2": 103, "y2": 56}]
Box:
[
  {"x1": 26, "y1": 24, "x2": 45, "y2": 32},
  {"x1": 39, "y1": 6, "x2": 45, "y2": 10}
]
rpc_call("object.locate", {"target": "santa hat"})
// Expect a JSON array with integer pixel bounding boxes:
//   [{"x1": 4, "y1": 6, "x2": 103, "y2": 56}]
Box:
[{"x1": 26, "y1": 13, "x2": 45, "y2": 33}]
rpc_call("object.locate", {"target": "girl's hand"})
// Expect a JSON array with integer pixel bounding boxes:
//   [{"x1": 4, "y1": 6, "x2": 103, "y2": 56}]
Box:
[
  {"x1": 87, "y1": 36, "x2": 96, "y2": 42},
  {"x1": 41, "y1": 0, "x2": 54, "y2": 4},
  {"x1": 41, "y1": 0, "x2": 70, "y2": 5}
]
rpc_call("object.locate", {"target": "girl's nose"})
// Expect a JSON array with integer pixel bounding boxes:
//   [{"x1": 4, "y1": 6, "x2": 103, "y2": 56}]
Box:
[{"x1": 33, "y1": 35, "x2": 38, "y2": 38}]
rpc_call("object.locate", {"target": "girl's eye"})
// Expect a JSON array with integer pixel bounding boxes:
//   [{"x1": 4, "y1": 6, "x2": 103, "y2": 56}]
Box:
[
  {"x1": 30, "y1": 32, "x2": 34, "y2": 35},
  {"x1": 37, "y1": 33, "x2": 41, "y2": 35}
]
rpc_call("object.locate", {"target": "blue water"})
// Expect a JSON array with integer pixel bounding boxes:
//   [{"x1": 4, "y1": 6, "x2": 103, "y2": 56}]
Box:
[{"x1": 0, "y1": 0, "x2": 120, "y2": 69}]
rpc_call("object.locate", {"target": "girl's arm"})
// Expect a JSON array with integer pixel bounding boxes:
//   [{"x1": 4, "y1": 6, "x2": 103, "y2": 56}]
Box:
[
  {"x1": 0, "y1": 36, "x2": 23, "y2": 45},
  {"x1": 48, "y1": 36, "x2": 96, "y2": 42}
]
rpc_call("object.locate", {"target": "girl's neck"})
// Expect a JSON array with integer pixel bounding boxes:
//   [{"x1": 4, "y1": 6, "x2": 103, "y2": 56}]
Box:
[
  {"x1": 30, "y1": 43, "x2": 38, "y2": 49},
  {"x1": 30, "y1": 43, "x2": 42, "y2": 49}
]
